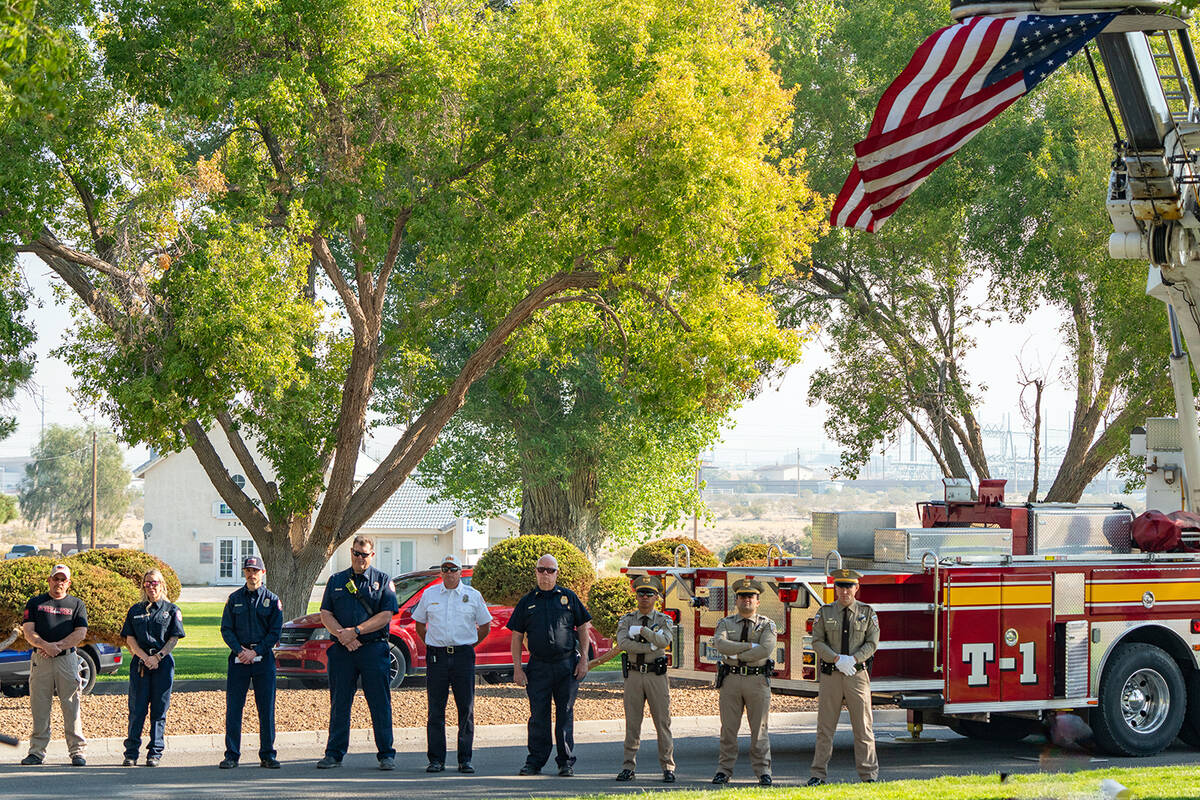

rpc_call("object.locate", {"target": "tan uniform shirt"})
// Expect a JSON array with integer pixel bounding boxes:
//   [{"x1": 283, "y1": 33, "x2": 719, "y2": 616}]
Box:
[
  {"x1": 713, "y1": 613, "x2": 777, "y2": 666},
  {"x1": 616, "y1": 609, "x2": 673, "y2": 661},
  {"x1": 811, "y1": 600, "x2": 879, "y2": 666}
]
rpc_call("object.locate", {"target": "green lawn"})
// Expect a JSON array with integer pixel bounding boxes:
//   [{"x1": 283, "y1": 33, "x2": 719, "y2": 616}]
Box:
[
  {"x1": 98, "y1": 600, "x2": 321, "y2": 682},
  {"x1": 97, "y1": 600, "x2": 619, "y2": 681},
  {"x1": 530, "y1": 766, "x2": 1199, "y2": 800}
]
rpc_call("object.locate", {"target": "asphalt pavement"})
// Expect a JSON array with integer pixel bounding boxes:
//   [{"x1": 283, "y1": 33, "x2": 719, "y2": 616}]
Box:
[{"x1": 1, "y1": 710, "x2": 1195, "y2": 800}]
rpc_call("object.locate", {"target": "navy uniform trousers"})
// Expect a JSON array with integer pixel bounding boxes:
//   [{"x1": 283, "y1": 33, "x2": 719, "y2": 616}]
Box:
[
  {"x1": 325, "y1": 640, "x2": 395, "y2": 761},
  {"x1": 124, "y1": 654, "x2": 174, "y2": 759},
  {"x1": 525, "y1": 654, "x2": 580, "y2": 770},
  {"x1": 224, "y1": 653, "x2": 277, "y2": 761},
  {"x1": 426, "y1": 645, "x2": 477, "y2": 765}
]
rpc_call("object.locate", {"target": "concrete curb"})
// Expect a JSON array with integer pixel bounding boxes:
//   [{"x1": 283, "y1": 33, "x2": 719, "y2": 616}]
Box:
[{"x1": 33, "y1": 710, "x2": 910, "y2": 758}]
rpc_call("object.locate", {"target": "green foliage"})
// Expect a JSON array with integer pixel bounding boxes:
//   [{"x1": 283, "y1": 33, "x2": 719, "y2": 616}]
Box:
[
  {"x1": 70, "y1": 548, "x2": 181, "y2": 602},
  {"x1": 0, "y1": 493, "x2": 17, "y2": 523},
  {"x1": 628, "y1": 536, "x2": 716, "y2": 567},
  {"x1": 763, "y1": 0, "x2": 1173, "y2": 496},
  {"x1": 17, "y1": 425, "x2": 133, "y2": 543},
  {"x1": 585, "y1": 575, "x2": 636, "y2": 639},
  {"x1": 0, "y1": 556, "x2": 139, "y2": 647},
  {"x1": 472, "y1": 535, "x2": 595, "y2": 606},
  {"x1": 722, "y1": 541, "x2": 790, "y2": 566}
]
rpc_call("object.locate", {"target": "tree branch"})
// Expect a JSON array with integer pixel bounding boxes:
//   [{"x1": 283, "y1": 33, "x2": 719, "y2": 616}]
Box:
[
  {"x1": 185, "y1": 420, "x2": 271, "y2": 535},
  {"x1": 311, "y1": 234, "x2": 366, "y2": 333},
  {"x1": 339, "y1": 267, "x2": 605, "y2": 535},
  {"x1": 217, "y1": 411, "x2": 280, "y2": 510}
]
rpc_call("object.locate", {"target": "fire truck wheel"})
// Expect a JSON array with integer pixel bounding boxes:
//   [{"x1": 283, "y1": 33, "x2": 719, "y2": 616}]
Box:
[
  {"x1": 1092, "y1": 643, "x2": 1185, "y2": 757},
  {"x1": 946, "y1": 716, "x2": 1037, "y2": 741},
  {"x1": 1179, "y1": 670, "x2": 1200, "y2": 748}
]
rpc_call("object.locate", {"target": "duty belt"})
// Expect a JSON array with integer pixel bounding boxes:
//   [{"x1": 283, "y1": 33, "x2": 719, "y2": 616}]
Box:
[
  {"x1": 725, "y1": 664, "x2": 770, "y2": 675},
  {"x1": 50, "y1": 646, "x2": 75, "y2": 658}
]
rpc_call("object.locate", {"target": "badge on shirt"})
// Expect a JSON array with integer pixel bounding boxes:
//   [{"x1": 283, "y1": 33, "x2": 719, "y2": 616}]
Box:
[
  {"x1": 560, "y1": 595, "x2": 568, "y2": 606},
  {"x1": 463, "y1": 595, "x2": 470, "y2": 603},
  {"x1": 372, "y1": 581, "x2": 380, "y2": 591}
]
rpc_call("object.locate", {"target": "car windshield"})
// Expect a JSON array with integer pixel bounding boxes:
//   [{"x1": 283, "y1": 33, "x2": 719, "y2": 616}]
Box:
[{"x1": 394, "y1": 574, "x2": 434, "y2": 606}]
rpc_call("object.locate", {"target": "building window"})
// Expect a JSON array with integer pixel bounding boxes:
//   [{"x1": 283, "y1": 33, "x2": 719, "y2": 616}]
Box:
[{"x1": 232, "y1": 474, "x2": 246, "y2": 489}]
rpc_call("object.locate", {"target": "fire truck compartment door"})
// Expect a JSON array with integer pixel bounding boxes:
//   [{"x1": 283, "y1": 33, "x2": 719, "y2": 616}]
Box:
[{"x1": 945, "y1": 572, "x2": 1054, "y2": 704}]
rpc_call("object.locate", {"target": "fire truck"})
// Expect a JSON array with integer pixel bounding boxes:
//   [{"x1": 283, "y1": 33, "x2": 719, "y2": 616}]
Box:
[
  {"x1": 627, "y1": 0, "x2": 1200, "y2": 761},
  {"x1": 627, "y1": 479, "x2": 1200, "y2": 757}
]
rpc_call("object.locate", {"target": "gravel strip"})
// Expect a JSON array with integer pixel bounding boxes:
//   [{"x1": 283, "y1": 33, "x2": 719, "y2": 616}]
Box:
[{"x1": 1, "y1": 684, "x2": 820, "y2": 740}]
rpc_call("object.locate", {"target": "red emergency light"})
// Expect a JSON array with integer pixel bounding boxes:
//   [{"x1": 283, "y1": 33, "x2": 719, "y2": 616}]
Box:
[
  {"x1": 805, "y1": 618, "x2": 815, "y2": 634},
  {"x1": 1191, "y1": 619, "x2": 1200, "y2": 634},
  {"x1": 778, "y1": 585, "x2": 800, "y2": 604}
]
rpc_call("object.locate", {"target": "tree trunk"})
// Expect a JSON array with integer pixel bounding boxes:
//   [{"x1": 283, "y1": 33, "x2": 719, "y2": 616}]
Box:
[
  {"x1": 74, "y1": 520, "x2": 83, "y2": 552},
  {"x1": 519, "y1": 461, "x2": 606, "y2": 557},
  {"x1": 257, "y1": 534, "x2": 333, "y2": 621}
]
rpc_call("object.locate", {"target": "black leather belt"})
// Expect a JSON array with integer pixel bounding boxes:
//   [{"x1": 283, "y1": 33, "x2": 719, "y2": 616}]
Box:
[
  {"x1": 820, "y1": 660, "x2": 869, "y2": 674},
  {"x1": 725, "y1": 664, "x2": 770, "y2": 675},
  {"x1": 429, "y1": 644, "x2": 474, "y2": 654},
  {"x1": 630, "y1": 663, "x2": 655, "y2": 673},
  {"x1": 50, "y1": 647, "x2": 75, "y2": 658}
]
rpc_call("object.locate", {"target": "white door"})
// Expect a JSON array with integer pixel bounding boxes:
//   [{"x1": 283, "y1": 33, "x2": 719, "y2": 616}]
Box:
[
  {"x1": 379, "y1": 540, "x2": 395, "y2": 576},
  {"x1": 217, "y1": 537, "x2": 257, "y2": 585},
  {"x1": 217, "y1": 537, "x2": 237, "y2": 584}
]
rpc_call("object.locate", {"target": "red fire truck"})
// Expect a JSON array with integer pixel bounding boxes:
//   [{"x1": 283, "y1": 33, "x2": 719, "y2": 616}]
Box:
[{"x1": 627, "y1": 479, "x2": 1200, "y2": 757}]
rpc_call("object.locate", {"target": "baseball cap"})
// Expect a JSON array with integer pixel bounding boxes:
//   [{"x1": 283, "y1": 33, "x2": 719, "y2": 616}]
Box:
[
  {"x1": 243, "y1": 555, "x2": 265, "y2": 571},
  {"x1": 440, "y1": 554, "x2": 461, "y2": 569},
  {"x1": 50, "y1": 563, "x2": 71, "y2": 580}
]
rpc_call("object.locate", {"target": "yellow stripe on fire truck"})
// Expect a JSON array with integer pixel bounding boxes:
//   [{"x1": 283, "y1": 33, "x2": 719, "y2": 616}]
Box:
[
  {"x1": 944, "y1": 581, "x2": 1052, "y2": 610},
  {"x1": 1086, "y1": 579, "x2": 1200, "y2": 607}
]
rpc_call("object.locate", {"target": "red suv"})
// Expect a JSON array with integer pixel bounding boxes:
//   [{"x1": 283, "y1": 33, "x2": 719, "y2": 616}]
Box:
[{"x1": 274, "y1": 568, "x2": 611, "y2": 688}]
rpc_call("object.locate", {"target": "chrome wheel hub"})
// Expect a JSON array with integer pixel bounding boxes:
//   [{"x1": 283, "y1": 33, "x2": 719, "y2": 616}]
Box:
[{"x1": 1120, "y1": 668, "x2": 1169, "y2": 734}]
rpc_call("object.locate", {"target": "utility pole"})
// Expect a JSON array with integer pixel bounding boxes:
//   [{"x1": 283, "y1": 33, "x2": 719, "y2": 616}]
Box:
[
  {"x1": 90, "y1": 430, "x2": 97, "y2": 550},
  {"x1": 692, "y1": 458, "x2": 701, "y2": 539}
]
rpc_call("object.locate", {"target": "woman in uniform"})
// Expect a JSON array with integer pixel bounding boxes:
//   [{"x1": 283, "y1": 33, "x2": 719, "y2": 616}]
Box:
[{"x1": 121, "y1": 568, "x2": 186, "y2": 766}]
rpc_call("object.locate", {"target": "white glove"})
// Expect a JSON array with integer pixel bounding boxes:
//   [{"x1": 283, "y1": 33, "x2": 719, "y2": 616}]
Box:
[
  {"x1": 629, "y1": 625, "x2": 643, "y2": 637},
  {"x1": 835, "y1": 654, "x2": 857, "y2": 676}
]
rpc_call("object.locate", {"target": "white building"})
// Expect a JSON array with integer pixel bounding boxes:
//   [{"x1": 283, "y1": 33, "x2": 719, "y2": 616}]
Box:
[{"x1": 134, "y1": 441, "x2": 518, "y2": 585}]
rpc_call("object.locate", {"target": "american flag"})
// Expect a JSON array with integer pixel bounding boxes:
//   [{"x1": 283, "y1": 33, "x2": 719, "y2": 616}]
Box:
[{"x1": 831, "y1": 12, "x2": 1117, "y2": 231}]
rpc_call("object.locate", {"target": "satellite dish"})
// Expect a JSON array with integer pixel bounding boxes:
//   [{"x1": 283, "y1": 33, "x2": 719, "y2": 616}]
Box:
[{"x1": 142, "y1": 522, "x2": 153, "y2": 535}]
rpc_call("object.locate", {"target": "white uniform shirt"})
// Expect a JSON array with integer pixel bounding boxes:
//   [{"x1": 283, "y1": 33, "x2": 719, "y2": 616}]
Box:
[{"x1": 411, "y1": 581, "x2": 494, "y2": 646}]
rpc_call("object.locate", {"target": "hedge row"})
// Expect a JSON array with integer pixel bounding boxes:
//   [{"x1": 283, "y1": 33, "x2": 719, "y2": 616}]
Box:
[
  {"x1": 628, "y1": 536, "x2": 717, "y2": 568},
  {"x1": 72, "y1": 549, "x2": 182, "y2": 602},
  {"x1": 0, "y1": 556, "x2": 140, "y2": 647},
  {"x1": 723, "y1": 542, "x2": 791, "y2": 567},
  {"x1": 472, "y1": 535, "x2": 596, "y2": 607},
  {"x1": 585, "y1": 575, "x2": 637, "y2": 639}
]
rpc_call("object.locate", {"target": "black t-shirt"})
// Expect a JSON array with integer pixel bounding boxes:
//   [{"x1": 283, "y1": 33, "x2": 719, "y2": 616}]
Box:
[{"x1": 23, "y1": 593, "x2": 88, "y2": 644}]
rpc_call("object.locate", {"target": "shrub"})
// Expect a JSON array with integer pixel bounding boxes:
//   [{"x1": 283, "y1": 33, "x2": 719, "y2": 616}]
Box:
[
  {"x1": 586, "y1": 576, "x2": 636, "y2": 639},
  {"x1": 0, "y1": 494, "x2": 17, "y2": 524},
  {"x1": 70, "y1": 548, "x2": 182, "y2": 602},
  {"x1": 0, "y1": 556, "x2": 140, "y2": 647},
  {"x1": 472, "y1": 535, "x2": 595, "y2": 606},
  {"x1": 723, "y1": 542, "x2": 791, "y2": 567},
  {"x1": 628, "y1": 536, "x2": 717, "y2": 568}
]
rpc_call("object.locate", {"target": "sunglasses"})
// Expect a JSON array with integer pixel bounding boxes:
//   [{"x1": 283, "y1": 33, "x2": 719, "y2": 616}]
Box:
[
  {"x1": 635, "y1": 590, "x2": 658, "y2": 596},
  {"x1": 143, "y1": 580, "x2": 162, "y2": 587},
  {"x1": 441, "y1": 566, "x2": 460, "y2": 573},
  {"x1": 536, "y1": 566, "x2": 557, "y2": 574},
  {"x1": 351, "y1": 549, "x2": 372, "y2": 558},
  {"x1": 50, "y1": 576, "x2": 69, "y2": 582}
]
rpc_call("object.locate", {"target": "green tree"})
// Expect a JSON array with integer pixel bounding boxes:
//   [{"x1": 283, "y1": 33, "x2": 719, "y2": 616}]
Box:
[
  {"x1": 0, "y1": 493, "x2": 17, "y2": 523},
  {"x1": 412, "y1": 277, "x2": 802, "y2": 556},
  {"x1": 2, "y1": 0, "x2": 816, "y2": 617},
  {"x1": 18, "y1": 425, "x2": 133, "y2": 549},
  {"x1": 762, "y1": 0, "x2": 1173, "y2": 499}
]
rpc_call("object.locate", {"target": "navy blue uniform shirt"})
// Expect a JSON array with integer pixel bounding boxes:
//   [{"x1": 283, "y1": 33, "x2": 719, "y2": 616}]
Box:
[
  {"x1": 320, "y1": 566, "x2": 399, "y2": 643},
  {"x1": 221, "y1": 585, "x2": 284, "y2": 657},
  {"x1": 121, "y1": 600, "x2": 186, "y2": 653},
  {"x1": 506, "y1": 585, "x2": 591, "y2": 661}
]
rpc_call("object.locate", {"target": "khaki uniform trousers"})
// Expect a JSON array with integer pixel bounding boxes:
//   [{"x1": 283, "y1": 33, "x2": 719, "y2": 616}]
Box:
[
  {"x1": 717, "y1": 673, "x2": 770, "y2": 776},
  {"x1": 810, "y1": 668, "x2": 876, "y2": 780},
  {"x1": 621, "y1": 670, "x2": 673, "y2": 771},
  {"x1": 28, "y1": 650, "x2": 86, "y2": 758}
]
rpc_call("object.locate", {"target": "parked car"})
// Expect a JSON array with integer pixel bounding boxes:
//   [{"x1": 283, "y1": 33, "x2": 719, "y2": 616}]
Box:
[
  {"x1": 4, "y1": 545, "x2": 37, "y2": 560},
  {"x1": 0, "y1": 643, "x2": 124, "y2": 696},
  {"x1": 275, "y1": 568, "x2": 612, "y2": 688}
]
